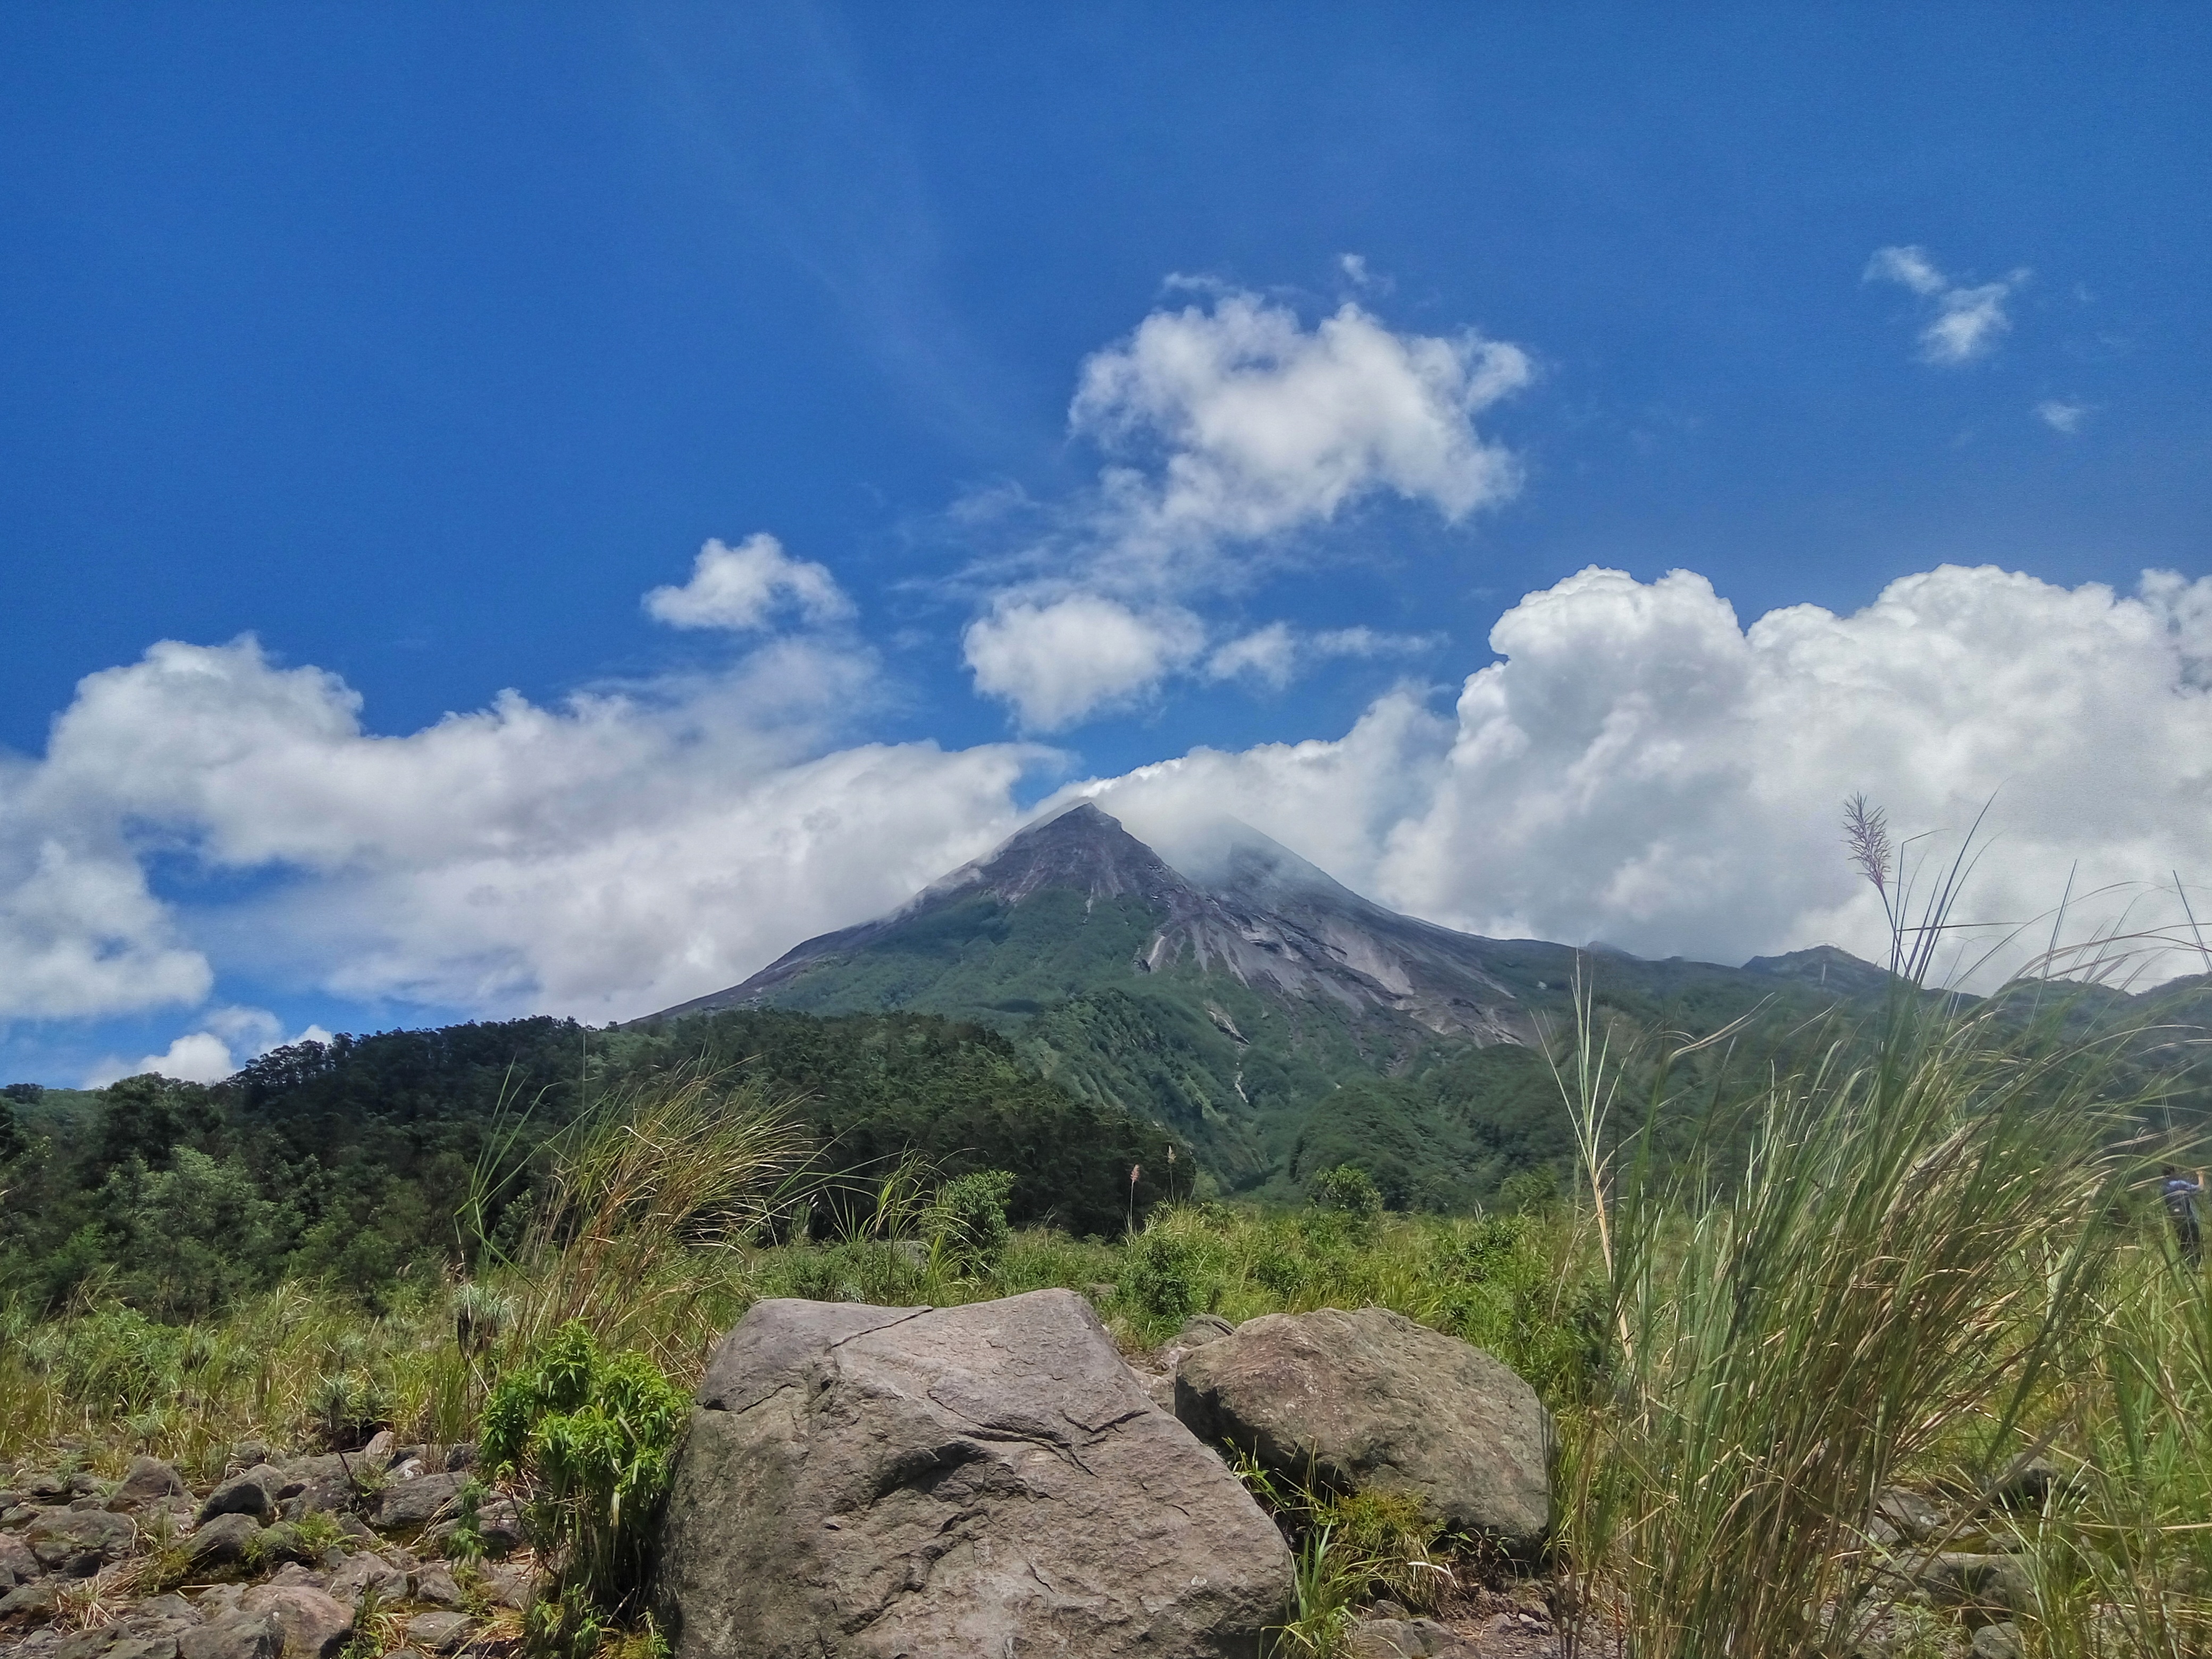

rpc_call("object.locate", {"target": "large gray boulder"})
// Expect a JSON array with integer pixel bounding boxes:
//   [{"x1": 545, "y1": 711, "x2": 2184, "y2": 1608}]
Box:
[
  {"x1": 656, "y1": 1289, "x2": 1294, "y2": 1658},
  {"x1": 1175, "y1": 1306, "x2": 1553, "y2": 1548}
]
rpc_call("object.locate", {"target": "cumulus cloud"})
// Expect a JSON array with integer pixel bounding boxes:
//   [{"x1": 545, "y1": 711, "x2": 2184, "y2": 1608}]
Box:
[
  {"x1": 2035, "y1": 399, "x2": 2089, "y2": 434},
  {"x1": 643, "y1": 534, "x2": 854, "y2": 631},
  {"x1": 962, "y1": 285, "x2": 1529, "y2": 727},
  {"x1": 1865, "y1": 246, "x2": 2027, "y2": 366},
  {"x1": 1079, "y1": 562, "x2": 2212, "y2": 987},
  {"x1": 3, "y1": 633, "x2": 1041, "y2": 1025},
  {"x1": 80, "y1": 1006, "x2": 338, "y2": 1088},
  {"x1": 963, "y1": 597, "x2": 1204, "y2": 732}
]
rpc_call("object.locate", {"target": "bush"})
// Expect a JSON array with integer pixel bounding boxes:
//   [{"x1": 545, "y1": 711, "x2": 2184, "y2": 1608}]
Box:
[
  {"x1": 481, "y1": 1321, "x2": 687, "y2": 1657},
  {"x1": 1121, "y1": 1228, "x2": 1209, "y2": 1320},
  {"x1": 931, "y1": 1168, "x2": 1016, "y2": 1272},
  {"x1": 1309, "y1": 1164, "x2": 1382, "y2": 1219}
]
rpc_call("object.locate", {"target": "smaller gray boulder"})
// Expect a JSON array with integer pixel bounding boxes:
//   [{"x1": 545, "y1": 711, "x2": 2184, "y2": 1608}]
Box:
[
  {"x1": 28, "y1": 1506, "x2": 136, "y2": 1572},
  {"x1": 238, "y1": 1585, "x2": 353, "y2": 1659},
  {"x1": 179, "y1": 1613, "x2": 281, "y2": 1659},
  {"x1": 198, "y1": 1467, "x2": 282, "y2": 1526},
  {"x1": 372, "y1": 1471, "x2": 466, "y2": 1533},
  {"x1": 187, "y1": 1512, "x2": 265, "y2": 1573},
  {"x1": 1176, "y1": 1305, "x2": 1553, "y2": 1547},
  {"x1": 108, "y1": 1457, "x2": 189, "y2": 1512},
  {"x1": 406, "y1": 1611, "x2": 472, "y2": 1654},
  {"x1": 0, "y1": 1528, "x2": 38, "y2": 1587}
]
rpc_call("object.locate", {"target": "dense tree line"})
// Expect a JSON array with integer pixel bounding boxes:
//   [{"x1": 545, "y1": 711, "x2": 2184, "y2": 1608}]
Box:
[{"x1": 0, "y1": 1010, "x2": 1185, "y2": 1321}]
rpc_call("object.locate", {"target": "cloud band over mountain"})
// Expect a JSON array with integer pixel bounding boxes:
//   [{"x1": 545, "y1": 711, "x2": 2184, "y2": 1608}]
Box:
[{"x1": 5, "y1": 558, "x2": 2206, "y2": 1067}]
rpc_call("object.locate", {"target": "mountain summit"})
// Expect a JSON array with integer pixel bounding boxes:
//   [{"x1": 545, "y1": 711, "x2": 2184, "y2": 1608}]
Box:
[
  {"x1": 656, "y1": 803, "x2": 1533, "y2": 1043},
  {"x1": 645, "y1": 805, "x2": 1884, "y2": 1203}
]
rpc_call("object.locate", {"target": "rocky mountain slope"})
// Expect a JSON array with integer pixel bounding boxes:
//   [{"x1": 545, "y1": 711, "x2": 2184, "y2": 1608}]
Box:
[{"x1": 646, "y1": 805, "x2": 2209, "y2": 1205}]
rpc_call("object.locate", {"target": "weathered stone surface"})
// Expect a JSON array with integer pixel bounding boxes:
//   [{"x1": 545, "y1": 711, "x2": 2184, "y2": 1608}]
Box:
[
  {"x1": 1348, "y1": 1616, "x2": 1466, "y2": 1657},
  {"x1": 1973, "y1": 1623, "x2": 2025, "y2": 1659},
  {"x1": 411, "y1": 1566, "x2": 465, "y2": 1608},
  {"x1": 28, "y1": 1505, "x2": 136, "y2": 1571},
  {"x1": 108, "y1": 1458, "x2": 189, "y2": 1512},
  {"x1": 198, "y1": 1467, "x2": 282, "y2": 1526},
  {"x1": 0, "y1": 1580, "x2": 61, "y2": 1620},
  {"x1": 1176, "y1": 1305, "x2": 1553, "y2": 1547},
  {"x1": 325, "y1": 1552, "x2": 408, "y2": 1608},
  {"x1": 1920, "y1": 1553, "x2": 2033, "y2": 1624},
  {"x1": 186, "y1": 1512, "x2": 265, "y2": 1572},
  {"x1": 1874, "y1": 1486, "x2": 1947, "y2": 1543},
  {"x1": 178, "y1": 1613, "x2": 281, "y2": 1659},
  {"x1": 0, "y1": 1528, "x2": 38, "y2": 1587},
  {"x1": 372, "y1": 1471, "x2": 466, "y2": 1533},
  {"x1": 238, "y1": 1585, "x2": 353, "y2": 1659},
  {"x1": 103, "y1": 1639, "x2": 183, "y2": 1659},
  {"x1": 1176, "y1": 1313, "x2": 1235, "y2": 1347},
  {"x1": 657, "y1": 1290, "x2": 1294, "y2": 1658},
  {"x1": 406, "y1": 1611, "x2": 471, "y2": 1654}
]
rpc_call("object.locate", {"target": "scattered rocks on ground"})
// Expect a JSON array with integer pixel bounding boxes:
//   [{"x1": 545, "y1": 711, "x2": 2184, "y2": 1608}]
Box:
[
  {"x1": 27, "y1": 1506, "x2": 137, "y2": 1573},
  {"x1": 1972, "y1": 1622, "x2": 2025, "y2": 1659},
  {"x1": 372, "y1": 1470, "x2": 467, "y2": 1534},
  {"x1": 656, "y1": 1289, "x2": 1295, "y2": 1658},
  {"x1": 1176, "y1": 1304, "x2": 1554, "y2": 1548},
  {"x1": 197, "y1": 1468, "x2": 282, "y2": 1526},
  {"x1": 1916, "y1": 1553, "x2": 2033, "y2": 1623},
  {"x1": 1875, "y1": 1486, "x2": 1947, "y2": 1543}
]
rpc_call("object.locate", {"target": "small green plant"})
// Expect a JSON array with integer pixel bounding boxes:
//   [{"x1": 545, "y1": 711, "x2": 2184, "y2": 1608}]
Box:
[
  {"x1": 1120, "y1": 1228, "x2": 1209, "y2": 1321},
  {"x1": 481, "y1": 1320, "x2": 687, "y2": 1658},
  {"x1": 443, "y1": 1475, "x2": 490, "y2": 1563},
  {"x1": 929, "y1": 1169, "x2": 1016, "y2": 1274}
]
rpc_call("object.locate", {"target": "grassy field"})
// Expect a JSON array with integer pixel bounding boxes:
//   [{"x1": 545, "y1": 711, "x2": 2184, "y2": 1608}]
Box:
[{"x1": 5, "y1": 968, "x2": 2209, "y2": 1659}]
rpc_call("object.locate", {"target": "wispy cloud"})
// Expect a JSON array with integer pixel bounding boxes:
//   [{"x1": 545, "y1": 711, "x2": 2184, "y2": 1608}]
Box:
[
  {"x1": 2035, "y1": 399, "x2": 2089, "y2": 434},
  {"x1": 1865, "y1": 245, "x2": 2028, "y2": 365}
]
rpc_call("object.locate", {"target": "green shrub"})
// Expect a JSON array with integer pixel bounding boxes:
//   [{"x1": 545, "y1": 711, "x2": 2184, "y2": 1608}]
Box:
[
  {"x1": 931, "y1": 1169, "x2": 1016, "y2": 1272},
  {"x1": 481, "y1": 1320, "x2": 687, "y2": 1657},
  {"x1": 1121, "y1": 1228, "x2": 1208, "y2": 1320},
  {"x1": 1309, "y1": 1164, "x2": 1382, "y2": 1219}
]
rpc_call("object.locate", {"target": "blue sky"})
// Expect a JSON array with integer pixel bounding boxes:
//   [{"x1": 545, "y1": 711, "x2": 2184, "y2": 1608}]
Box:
[{"x1": 4, "y1": 4, "x2": 2210, "y2": 1085}]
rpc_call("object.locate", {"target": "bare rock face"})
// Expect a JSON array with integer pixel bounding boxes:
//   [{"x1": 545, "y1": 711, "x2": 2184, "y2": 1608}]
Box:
[
  {"x1": 655, "y1": 1289, "x2": 1294, "y2": 1658},
  {"x1": 1175, "y1": 1306, "x2": 1553, "y2": 1548}
]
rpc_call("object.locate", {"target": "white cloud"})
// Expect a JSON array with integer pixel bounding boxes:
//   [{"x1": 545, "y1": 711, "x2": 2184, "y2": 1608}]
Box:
[
  {"x1": 5, "y1": 633, "x2": 1041, "y2": 1024},
  {"x1": 643, "y1": 534, "x2": 854, "y2": 631},
  {"x1": 1070, "y1": 291, "x2": 1530, "y2": 563},
  {"x1": 962, "y1": 286, "x2": 1528, "y2": 728},
  {"x1": 1205, "y1": 623, "x2": 1442, "y2": 688},
  {"x1": 1079, "y1": 562, "x2": 2212, "y2": 987},
  {"x1": 1865, "y1": 246, "x2": 2027, "y2": 366},
  {"x1": 2035, "y1": 399, "x2": 2089, "y2": 434},
  {"x1": 962, "y1": 597, "x2": 1204, "y2": 732},
  {"x1": 80, "y1": 1007, "x2": 337, "y2": 1088}
]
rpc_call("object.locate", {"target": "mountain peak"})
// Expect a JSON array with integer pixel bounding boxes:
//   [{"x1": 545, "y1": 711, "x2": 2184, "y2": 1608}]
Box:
[{"x1": 927, "y1": 802, "x2": 1190, "y2": 909}]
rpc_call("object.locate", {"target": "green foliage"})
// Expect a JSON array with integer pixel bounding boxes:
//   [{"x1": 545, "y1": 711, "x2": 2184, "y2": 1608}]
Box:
[
  {"x1": 1308, "y1": 1164, "x2": 1381, "y2": 1219},
  {"x1": 930, "y1": 1168, "x2": 1016, "y2": 1272},
  {"x1": 482, "y1": 1320, "x2": 686, "y2": 1656},
  {"x1": 1120, "y1": 1226, "x2": 1212, "y2": 1320}
]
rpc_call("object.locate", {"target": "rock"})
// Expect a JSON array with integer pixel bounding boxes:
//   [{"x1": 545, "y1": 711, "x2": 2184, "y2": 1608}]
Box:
[
  {"x1": 473, "y1": 1494, "x2": 524, "y2": 1554},
  {"x1": 1175, "y1": 1313, "x2": 1235, "y2": 1347},
  {"x1": 108, "y1": 1457, "x2": 190, "y2": 1512},
  {"x1": 442, "y1": 1444, "x2": 477, "y2": 1473},
  {"x1": 179, "y1": 1612, "x2": 282, "y2": 1659},
  {"x1": 406, "y1": 1611, "x2": 471, "y2": 1654},
  {"x1": 1990, "y1": 1456, "x2": 2063, "y2": 1511},
  {"x1": 0, "y1": 1580, "x2": 60, "y2": 1620},
  {"x1": 479, "y1": 1564, "x2": 537, "y2": 1610},
  {"x1": 105, "y1": 1640, "x2": 183, "y2": 1659},
  {"x1": 187, "y1": 1512, "x2": 265, "y2": 1572},
  {"x1": 1875, "y1": 1486, "x2": 1947, "y2": 1543},
  {"x1": 27, "y1": 1506, "x2": 137, "y2": 1572},
  {"x1": 1919, "y1": 1553, "x2": 2032, "y2": 1623},
  {"x1": 238, "y1": 1585, "x2": 354, "y2": 1659},
  {"x1": 228, "y1": 1444, "x2": 270, "y2": 1474},
  {"x1": 656, "y1": 1290, "x2": 1294, "y2": 1658},
  {"x1": 198, "y1": 1467, "x2": 282, "y2": 1526},
  {"x1": 1973, "y1": 1623, "x2": 2025, "y2": 1659},
  {"x1": 358, "y1": 1432, "x2": 395, "y2": 1470},
  {"x1": 141, "y1": 1594, "x2": 200, "y2": 1623},
  {"x1": 264, "y1": 1563, "x2": 329, "y2": 1591},
  {"x1": 412, "y1": 1565, "x2": 465, "y2": 1608},
  {"x1": 325, "y1": 1552, "x2": 408, "y2": 1608},
  {"x1": 21, "y1": 1471, "x2": 71, "y2": 1498},
  {"x1": 1, "y1": 1503, "x2": 35, "y2": 1527},
  {"x1": 1348, "y1": 1615, "x2": 1466, "y2": 1656},
  {"x1": 372, "y1": 1471, "x2": 466, "y2": 1533},
  {"x1": 0, "y1": 1528, "x2": 38, "y2": 1586},
  {"x1": 1176, "y1": 1305, "x2": 1553, "y2": 1547}
]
